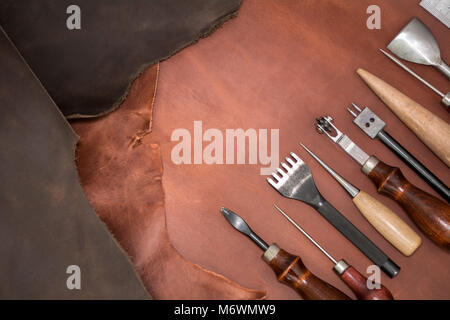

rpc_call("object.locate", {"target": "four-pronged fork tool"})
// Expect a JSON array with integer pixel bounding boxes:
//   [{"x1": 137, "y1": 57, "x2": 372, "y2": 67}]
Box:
[
  {"x1": 316, "y1": 116, "x2": 450, "y2": 249},
  {"x1": 267, "y1": 153, "x2": 400, "y2": 278},
  {"x1": 274, "y1": 204, "x2": 394, "y2": 300},
  {"x1": 379, "y1": 48, "x2": 450, "y2": 110},
  {"x1": 348, "y1": 103, "x2": 450, "y2": 202},
  {"x1": 300, "y1": 143, "x2": 422, "y2": 256},
  {"x1": 220, "y1": 207, "x2": 351, "y2": 300}
]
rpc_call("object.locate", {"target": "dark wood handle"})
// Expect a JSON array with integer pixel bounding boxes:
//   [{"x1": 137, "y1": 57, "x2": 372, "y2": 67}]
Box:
[
  {"x1": 368, "y1": 161, "x2": 450, "y2": 249},
  {"x1": 267, "y1": 248, "x2": 350, "y2": 300},
  {"x1": 340, "y1": 266, "x2": 394, "y2": 300}
]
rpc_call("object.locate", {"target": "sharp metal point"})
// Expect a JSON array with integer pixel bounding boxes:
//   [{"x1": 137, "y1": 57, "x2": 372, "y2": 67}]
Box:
[
  {"x1": 273, "y1": 204, "x2": 337, "y2": 264},
  {"x1": 379, "y1": 48, "x2": 444, "y2": 98},
  {"x1": 347, "y1": 108, "x2": 357, "y2": 118},
  {"x1": 300, "y1": 143, "x2": 360, "y2": 198},
  {"x1": 351, "y1": 103, "x2": 362, "y2": 112}
]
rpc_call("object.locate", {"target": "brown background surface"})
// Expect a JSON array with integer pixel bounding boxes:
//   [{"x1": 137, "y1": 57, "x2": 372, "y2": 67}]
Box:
[{"x1": 151, "y1": 0, "x2": 450, "y2": 299}]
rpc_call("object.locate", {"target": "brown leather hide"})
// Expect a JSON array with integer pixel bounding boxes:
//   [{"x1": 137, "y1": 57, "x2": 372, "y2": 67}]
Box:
[
  {"x1": 71, "y1": 65, "x2": 266, "y2": 300},
  {"x1": 150, "y1": 0, "x2": 450, "y2": 299},
  {"x1": 0, "y1": 27, "x2": 147, "y2": 299}
]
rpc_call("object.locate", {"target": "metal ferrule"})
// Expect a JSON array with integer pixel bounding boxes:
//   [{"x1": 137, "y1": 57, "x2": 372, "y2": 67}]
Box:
[
  {"x1": 362, "y1": 156, "x2": 380, "y2": 175},
  {"x1": 443, "y1": 93, "x2": 450, "y2": 109},
  {"x1": 263, "y1": 244, "x2": 280, "y2": 263},
  {"x1": 333, "y1": 259, "x2": 350, "y2": 275}
]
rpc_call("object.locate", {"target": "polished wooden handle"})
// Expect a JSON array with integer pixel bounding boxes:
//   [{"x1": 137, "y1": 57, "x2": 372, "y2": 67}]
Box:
[
  {"x1": 267, "y1": 248, "x2": 350, "y2": 300},
  {"x1": 357, "y1": 68, "x2": 450, "y2": 167},
  {"x1": 340, "y1": 266, "x2": 394, "y2": 300},
  {"x1": 353, "y1": 191, "x2": 422, "y2": 256},
  {"x1": 368, "y1": 161, "x2": 450, "y2": 249}
]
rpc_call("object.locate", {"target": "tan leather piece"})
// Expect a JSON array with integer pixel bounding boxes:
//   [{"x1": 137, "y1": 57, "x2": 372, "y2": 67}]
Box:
[
  {"x1": 150, "y1": 0, "x2": 450, "y2": 299},
  {"x1": 71, "y1": 64, "x2": 266, "y2": 300}
]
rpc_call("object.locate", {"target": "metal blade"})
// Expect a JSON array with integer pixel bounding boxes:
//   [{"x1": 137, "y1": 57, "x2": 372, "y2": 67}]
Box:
[{"x1": 221, "y1": 207, "x2": 269, "y2": 251}]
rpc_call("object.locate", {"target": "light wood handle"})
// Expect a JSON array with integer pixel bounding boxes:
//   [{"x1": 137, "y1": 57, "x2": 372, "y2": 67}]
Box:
[
  {"x1": 357, "y1": 68, "x2": 450, "y2": 167},
  {"x1": 353, "y1": 191, "x2": 422, "y2": 256}
]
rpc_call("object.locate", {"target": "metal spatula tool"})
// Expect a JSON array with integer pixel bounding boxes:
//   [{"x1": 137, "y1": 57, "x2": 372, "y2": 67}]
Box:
[
  {"x1": 267, "y1": 152, "x2": 400, "y2": 278},
  {"x1": 387, "y1": 17, "x2": 450, "y2": 79}
]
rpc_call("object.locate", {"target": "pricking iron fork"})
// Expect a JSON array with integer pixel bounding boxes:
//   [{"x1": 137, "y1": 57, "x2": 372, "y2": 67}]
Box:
[
  {"x1": 348, "y1": 103, "x2": 450, "y2": 202},
  {"x1": 267, "y1": 152, "x2": 400, "y2": 278},
  {"x1": 316, "y1": 116, "x2": 450, "y2": 249}
]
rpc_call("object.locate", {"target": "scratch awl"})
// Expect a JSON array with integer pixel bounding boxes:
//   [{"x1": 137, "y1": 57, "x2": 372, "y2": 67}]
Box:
[{"x1": 357, "y1": 68, "x2": 450, "y2": 167}]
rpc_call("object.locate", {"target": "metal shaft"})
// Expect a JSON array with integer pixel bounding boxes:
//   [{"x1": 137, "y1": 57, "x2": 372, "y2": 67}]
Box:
[
  {"x1": 300, "y1": 143, "x2": 360, "y2": 198},
  {"x1": 380, "y1": 48, "x2": 450, "y2": 109},
  {"x1": 273, "y1": 204, "x2": 338, "y2": 265}
]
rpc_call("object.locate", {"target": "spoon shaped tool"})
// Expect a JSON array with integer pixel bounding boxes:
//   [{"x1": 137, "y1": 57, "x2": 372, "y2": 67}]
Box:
[{"x1": 387, "y1": 17, "x2": 450, "y2": 79}]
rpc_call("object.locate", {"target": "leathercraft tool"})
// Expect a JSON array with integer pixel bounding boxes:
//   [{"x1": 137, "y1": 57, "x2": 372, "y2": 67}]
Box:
[
  {"x1": 273, "y1": 204, "x2": 394, "y2": 300},
  {"x1": 267, "y1": 152, "x2": 400, "y2": 278},
  {"x1": 300, "y1": 143, "x2": 422, "y2": 256},
  {"x1": 380, "y1": 48, "x2": 450, "y2": 110},
  {"x1": 316, "y1": 116, "x2": 450, "y2": 248},
  {"x1": 220, "y1": 207, "x2": 350, "y2": 300},
  {"x1": 387, "y1": 17, "x2": 450, "y2": 79},
  {"x1": 420, "y1": 0, "x2": 450, "y2": 28},
  {"x1": 357, "y1": 68, "x2": 450, "y2": 167},
  {"x1": 348, "y1": 103, "x2": 450, "y2": 202}
]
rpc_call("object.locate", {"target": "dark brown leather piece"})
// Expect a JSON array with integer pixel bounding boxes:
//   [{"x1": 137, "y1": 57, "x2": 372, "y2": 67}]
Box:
[
  {"x1": 71, "y1": 64, "x2": 266, "y2": 300},
  {"x1": 150, "y1": 0, "x2": 450, "y2": 299},
  {"x1": 0, "y1": 27, "x2": 148, "y2": 299},
  {"x1": 0, "y1": 0, "x2": 242, "y2": 118}
]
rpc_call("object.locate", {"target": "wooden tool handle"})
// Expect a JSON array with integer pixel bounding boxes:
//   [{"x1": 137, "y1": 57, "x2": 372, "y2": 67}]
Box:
[
  {"x1": 353, "y1": 191, "x2": 422, "y2": 256},
  {"x1": 357, "y1": 68, "x2": 450, "y2": 167},
  {"x1": 340, "y1": 266, "x2": 394, "y2": 300},
  {"x1": 368, "y1": 161, "x2": 450, "y2": 248},
  {"x1": 266, "y1": 247, "x2": 350, "y2": 300}
]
